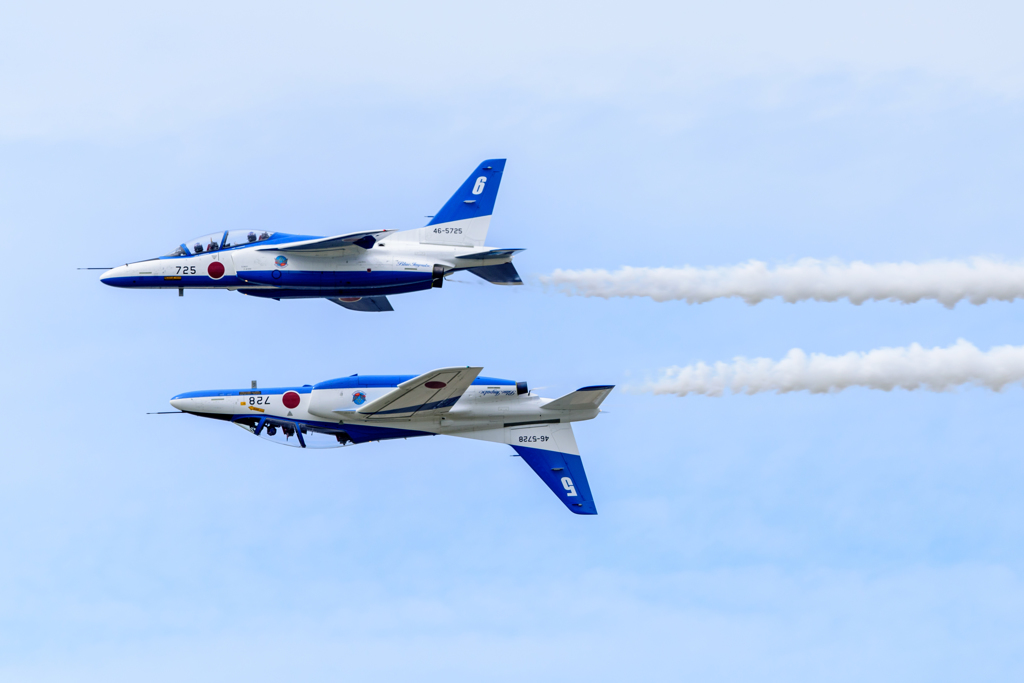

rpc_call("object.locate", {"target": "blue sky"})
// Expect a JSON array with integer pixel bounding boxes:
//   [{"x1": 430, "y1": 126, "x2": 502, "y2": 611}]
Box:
[{"x1": 3, "y1": 2, "x2": 1024, "y2": 680}]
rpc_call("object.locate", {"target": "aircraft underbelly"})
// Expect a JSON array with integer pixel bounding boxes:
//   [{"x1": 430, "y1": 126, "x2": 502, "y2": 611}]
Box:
[
  {"x1": 337, "y1": 423, "x2": 432, "y2": 444},
  {"x1": 102, "y1": 274, "x2": 247, "y2": 288},
  {"x1": 236, "y1": 268, "x2": 431, "y2": 290}
]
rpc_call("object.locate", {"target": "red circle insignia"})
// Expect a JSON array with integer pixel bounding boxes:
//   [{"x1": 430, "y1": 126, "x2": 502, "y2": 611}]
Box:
[
  {"x1": 282, "y1": 391, "x2": 301, "y2": 409},
  {"x1": 425, "y1": 381, "x2": 447, "y2": 389},
  {"x1": 207, "y1": 261, "x2": 226, "y2": 279}
]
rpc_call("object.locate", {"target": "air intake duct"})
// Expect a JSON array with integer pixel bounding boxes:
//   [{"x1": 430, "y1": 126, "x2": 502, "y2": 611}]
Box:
[
  {"x1": 432, "y1": 264, "x2": 445, "y2": 288},
  {"x1": 516, "y1": 381, "x2": 528, "y2": 395}
]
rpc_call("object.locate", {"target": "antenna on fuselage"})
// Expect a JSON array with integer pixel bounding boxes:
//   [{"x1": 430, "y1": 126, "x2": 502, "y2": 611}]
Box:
[{"x1": 252, "y1": 380, "x2": 257, "y2": 389}]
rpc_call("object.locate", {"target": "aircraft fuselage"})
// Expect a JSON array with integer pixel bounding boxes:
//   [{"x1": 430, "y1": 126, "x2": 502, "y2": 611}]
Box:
[
  {"x1": 169, "y1": 366, "x2": 613, "y2": 514},
  {"x1": 101, "y1": 232, "x2": 517, "y2": 299},
  {"x1": 170, "y1": 375, "x2": 601, "y2": 446},
  {"x1": 98, "y1": 159, "x2": 522, "y2": 306}
]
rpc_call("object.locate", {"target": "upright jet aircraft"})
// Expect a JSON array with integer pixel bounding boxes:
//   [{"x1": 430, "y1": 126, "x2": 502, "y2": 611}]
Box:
[
  {"x1": 100, "y1": 160, "x2": 521, "y2": 311},
  {"x1": 168, "y1": 367, "x2": 613, "y2": 514}
]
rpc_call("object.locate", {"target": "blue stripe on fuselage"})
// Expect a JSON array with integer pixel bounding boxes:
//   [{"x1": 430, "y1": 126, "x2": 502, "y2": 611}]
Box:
[
  {"x1": 339, "y1": 423, "x2": 433, "y2": 443},
  {"x1": 103, "y1": 274, "x2": 249, "y2": 288},
  {"x1": 238, "y1": 278, "x2": 433, "y2": 298},
  {"x1": 224, "y1": 411, "x2": 432, "y2": 444},
  {"x1": 107, "y1": 269, "x2": 435, "y2": 296},
  {"x1": 225, "y1": 413, "x2": 432, "y2": 444},
  {"x1": 236, "y1": 269, "x2": 433, "y2": 290},
  {"x1": 175, "y1": 376, "x2": 514, "y2": 400},
  {"x1": 172, "y1": 386, "x2": 314, "y2": 400}
]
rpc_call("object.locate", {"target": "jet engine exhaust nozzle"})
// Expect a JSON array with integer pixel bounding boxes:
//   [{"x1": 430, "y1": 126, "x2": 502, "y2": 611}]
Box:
[{"x1": 432, "y1": 264, "x2": 445, "y2": 288}]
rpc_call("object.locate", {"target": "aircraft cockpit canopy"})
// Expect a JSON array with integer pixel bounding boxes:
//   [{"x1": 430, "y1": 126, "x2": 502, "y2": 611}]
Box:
[{"x1": 166, "y1": 230, "x2": 276, "y2": 257}]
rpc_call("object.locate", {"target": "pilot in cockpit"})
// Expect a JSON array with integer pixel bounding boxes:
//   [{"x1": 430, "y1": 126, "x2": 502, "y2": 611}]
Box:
[
  {"x1": 194, "y1": 242, "x2": 204, "y2": 253},
  {"x1": 207, "y1": 240, "x2": 219, "y2": 252},
  {"x1": 259, "y1": 232, "x2": 270, "y2": 241},
  {"x1": 247, "y1": 231, "x2": 257, "y2": 242}
]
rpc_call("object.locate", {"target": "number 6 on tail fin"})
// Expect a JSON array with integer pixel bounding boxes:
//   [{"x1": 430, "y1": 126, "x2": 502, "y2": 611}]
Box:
[
  {"x1": 421, "y1": 159, "x2": 506, "y2": 247},
  {"x1": 561, "y1": 477, "x2": 578, "y2": 496},
  {"x1": 503, "y1": 419, "x2": 599, "y2": 515}
]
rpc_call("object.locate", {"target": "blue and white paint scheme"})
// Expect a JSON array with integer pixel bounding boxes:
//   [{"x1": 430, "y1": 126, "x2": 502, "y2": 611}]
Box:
[
  {"x1": 169, "y1": 368, "x2": 613, "y2": 515},
  {"x1": 101, "y1": 160, "x2": 522, "y2": 312}
]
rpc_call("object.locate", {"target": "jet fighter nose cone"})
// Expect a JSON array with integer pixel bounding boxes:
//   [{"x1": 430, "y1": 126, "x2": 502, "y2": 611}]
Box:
[
  {"x1": 101, "y1": 265, "x2": 127, "y2": 287},
  {"x1": 169, "y1": 396, "x2": 191, "y2": 413}
]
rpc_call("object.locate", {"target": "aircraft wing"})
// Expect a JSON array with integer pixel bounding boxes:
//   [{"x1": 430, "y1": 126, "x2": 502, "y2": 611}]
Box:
[
  {"x1": 357, "y1": 366, "x2": 483, "y2": 419},
  {"x1": 257, "y1": 230, "x2": 391, "y2": 253},
  {"x1": 329, "y1": 296, "x2": 394, "y2": 312}
]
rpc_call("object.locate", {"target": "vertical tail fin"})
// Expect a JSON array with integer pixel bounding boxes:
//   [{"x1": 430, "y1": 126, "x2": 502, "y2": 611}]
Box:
[
  {"x1": 422, "y1": 159, "x2": 505, "y2": 247},
  {"x1": 451, "y1": 419, "x2": 598, "y2": 514},
  {"x1": 514, "y1": 444, "x2": 598, "y2": 515},
  {"x1": 510, "y1": 422, "x2": 597, "y2": 515}
]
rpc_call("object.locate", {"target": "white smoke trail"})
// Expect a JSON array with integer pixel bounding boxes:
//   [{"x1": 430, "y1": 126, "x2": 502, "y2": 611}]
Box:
[
  {"x1": 540, "y1": 258, "x2": 1024, "y2": 308},
  {"x1": 639, "y1": 340, "x2": 1024, "y2": 396}
]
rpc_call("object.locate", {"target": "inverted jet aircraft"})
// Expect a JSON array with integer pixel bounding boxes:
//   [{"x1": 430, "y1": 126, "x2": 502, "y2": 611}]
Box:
[
  {"x1": 101, "y1": 160, "x2": 521, "y2": 312},
  {"x1": 168, "y1": 367, "x2": 613, "y2": 514}
]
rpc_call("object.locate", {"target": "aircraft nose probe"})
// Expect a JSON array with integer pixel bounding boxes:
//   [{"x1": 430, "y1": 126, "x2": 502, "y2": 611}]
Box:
[{"x1": 79, "y1": 267, "x2": 114, "y2": 283}]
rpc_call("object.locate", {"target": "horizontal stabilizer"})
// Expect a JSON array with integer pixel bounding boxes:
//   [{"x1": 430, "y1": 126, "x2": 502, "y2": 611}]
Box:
[
  {"x1": 330, "y1": 296, "x2": 394, "y2": 312},
  {"x1": 259, "y1": 230, "x2": 390, "y2": 253},
  {"x1": 467, "y1": 263, "x2": 522, "y2": 285},
  {"x1": 455, "y1": 248, "x2": 525, "y2": 260},
  {"x1": 357, "y1": 366, "x2": 483, "y2": 419},
  {"x1": 542, "y1": 386, "x2": 614, "y2": 411},
  {"x1": 514, "y1": 445, "x2": 597, "y2": 515}
]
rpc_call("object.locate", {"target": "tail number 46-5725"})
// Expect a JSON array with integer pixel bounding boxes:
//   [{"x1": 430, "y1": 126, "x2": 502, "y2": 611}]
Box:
[{"x1": 561, "y1": 477, "x2": 578, "y2": 497}]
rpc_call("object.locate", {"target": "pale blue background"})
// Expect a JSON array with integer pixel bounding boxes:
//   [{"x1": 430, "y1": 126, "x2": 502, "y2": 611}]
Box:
[{"x1": 2, "y1": 2, "x2": 1024, "y2": 680}]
